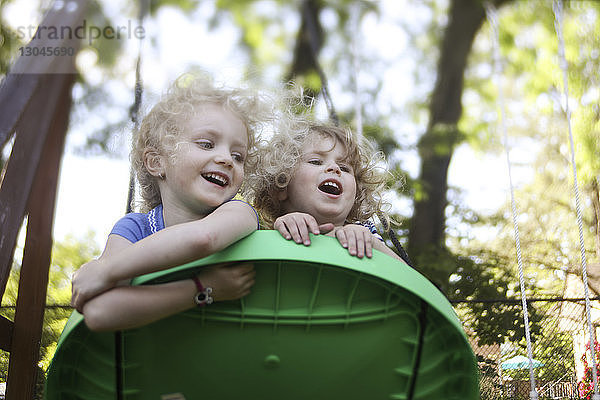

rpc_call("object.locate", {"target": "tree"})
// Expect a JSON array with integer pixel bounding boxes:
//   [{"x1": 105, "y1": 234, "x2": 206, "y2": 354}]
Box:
[{"x1": 406, "y1": 0, "x2": 512, "y2": 290}]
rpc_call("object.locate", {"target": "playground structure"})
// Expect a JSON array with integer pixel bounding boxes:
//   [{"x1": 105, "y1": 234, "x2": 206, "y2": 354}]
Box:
[{"x1": 44, "y1": 231, "x2": 479, "y2": 399}]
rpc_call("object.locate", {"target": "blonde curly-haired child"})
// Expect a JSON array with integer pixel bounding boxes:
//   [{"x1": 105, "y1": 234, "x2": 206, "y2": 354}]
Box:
[
  {"x1": 71, "y1": 73, "x2": 274, "y2": 331},
  {"x1": 245, "y1": 118, "x2": 403, "y2": 261}
]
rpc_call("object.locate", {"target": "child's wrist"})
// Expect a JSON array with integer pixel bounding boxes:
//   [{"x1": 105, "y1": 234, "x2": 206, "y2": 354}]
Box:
[{"x1": 98, "y1": 257, "x2": 119, "y2": 286}]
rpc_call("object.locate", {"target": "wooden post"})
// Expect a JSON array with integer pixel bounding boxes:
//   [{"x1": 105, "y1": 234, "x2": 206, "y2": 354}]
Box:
[
  {"x1": 0, "y1": 0, "x2": 85, "y2": 301},
  {"x1": 5, "y1": 73, "x2": 74, "y2": 399},
  {"x1": 0, "y1": 2, "x2": 85, "y2": 397}
]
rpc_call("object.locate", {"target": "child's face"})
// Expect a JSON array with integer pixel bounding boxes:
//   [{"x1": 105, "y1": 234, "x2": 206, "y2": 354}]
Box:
[
  {"x1": 279, "y1": 135, "x2": 357, "y2": 226},
  {"x1": 160, "y1": 103, "x2": 248, "y2": 216}
]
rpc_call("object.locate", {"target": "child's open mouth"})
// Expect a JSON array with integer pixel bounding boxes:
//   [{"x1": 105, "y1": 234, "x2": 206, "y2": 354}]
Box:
[
  {"x1": 318, "y1": 179, "x2": 342, "y2": 195},
  {"x1": 202, "y1": 172, "x2": 229, "y2": 187}
]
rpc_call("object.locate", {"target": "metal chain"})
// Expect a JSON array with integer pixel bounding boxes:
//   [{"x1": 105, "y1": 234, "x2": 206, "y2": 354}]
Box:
[
  {"x1": 553, "y1": 2, "x2": 600, "y2": 398},
  {"x1": 126, "y1": 0, "x2": 149, "y2": 214},
  {"x1": 348, "y1": 1, "x2": 413, "y2": 267},
  {"x1": 350, "y1": 1, "x2": 362, "y2": 137},
  {"x1": 485, "y1": 3, "x2": 538, "y2": 399}
]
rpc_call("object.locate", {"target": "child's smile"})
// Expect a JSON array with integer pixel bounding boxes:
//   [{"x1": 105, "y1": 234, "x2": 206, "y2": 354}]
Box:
[
  {"x1": 280, "y1": 135, "x2": 357, "y2": 226},
  {"x1": 202, "y1": 172, "x2": 229, "y2": 187}
]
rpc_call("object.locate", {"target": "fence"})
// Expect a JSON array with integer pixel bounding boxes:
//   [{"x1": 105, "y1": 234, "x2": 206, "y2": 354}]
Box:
[
  {"x1": 452, "y1": 297, "x2": 600, "y2": 400},
  {"x1": 2, "y1": 297, "x2": 599, "y2": 400}
]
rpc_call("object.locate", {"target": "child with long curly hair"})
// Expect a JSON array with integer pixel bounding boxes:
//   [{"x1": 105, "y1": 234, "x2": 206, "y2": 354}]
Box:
[
  {"x1": 245, "y1": 118, "x2": 403, "y2": 261},
  {"x1": 71, "y1": 73, "x2": 275, "y2": 331}
]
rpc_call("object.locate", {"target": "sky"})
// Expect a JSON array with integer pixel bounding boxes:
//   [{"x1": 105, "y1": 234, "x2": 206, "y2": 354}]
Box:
[{"x1": 4, "y1": 0, "x2": 515, "y2": 249}]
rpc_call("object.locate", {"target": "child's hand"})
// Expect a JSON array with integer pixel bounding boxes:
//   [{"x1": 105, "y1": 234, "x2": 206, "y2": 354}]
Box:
[
  {"x1": 71, "y1": 259, "x2": 116, "y2": 313},
  {"x1": 330, "y1": 224, "x2": 374, "y2": 259},
  {"x1": 274, "y1": 212, "x2": 335, "y2": 245},
  {"x1": 196, "y1": 262, "x2": 256, "y2": 301}
]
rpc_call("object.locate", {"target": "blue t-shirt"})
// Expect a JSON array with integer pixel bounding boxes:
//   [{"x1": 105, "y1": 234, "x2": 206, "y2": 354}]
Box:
[{"x1": 110, "y1": 204, "x2": 165, "y2": 243}]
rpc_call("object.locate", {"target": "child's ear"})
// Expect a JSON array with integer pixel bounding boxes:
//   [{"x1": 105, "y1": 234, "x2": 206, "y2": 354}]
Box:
[{"x1": 143, "y1": 148, "x2": 165, "y2": 179}]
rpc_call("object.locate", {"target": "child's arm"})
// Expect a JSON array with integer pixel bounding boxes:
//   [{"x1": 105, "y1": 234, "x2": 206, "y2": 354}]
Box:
[
  {"x1": 82, "y1": 262, "x2": 255, "y2": 331},
  {"x1": 71, "y1": 200, "x2": 258, "y2": 312}
]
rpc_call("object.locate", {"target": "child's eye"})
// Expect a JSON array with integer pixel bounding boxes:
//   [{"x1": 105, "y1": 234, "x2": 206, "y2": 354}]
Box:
[
  {"x1": 339, "y1": 164, "x2": 352, "y2": 172},
  {"x1": 195, "y1": 140, "x2": 213, "y2": 149},
  {"x1": 232, "y1": 152, "x2": 245, "y2": 163}
]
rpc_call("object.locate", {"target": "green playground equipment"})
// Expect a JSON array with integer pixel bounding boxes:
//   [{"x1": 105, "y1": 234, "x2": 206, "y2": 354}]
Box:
[{"x1": 45, "y1": 231, "x2": 478, "y2": 399}]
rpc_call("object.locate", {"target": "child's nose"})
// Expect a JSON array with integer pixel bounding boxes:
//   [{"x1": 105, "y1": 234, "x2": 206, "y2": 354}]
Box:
[
  {"x1": 214, "y1": 151, "x2": 233, "y2": 167},
  {"x1": 325, "y1": 162, "x2": 341, "y2": 175}
]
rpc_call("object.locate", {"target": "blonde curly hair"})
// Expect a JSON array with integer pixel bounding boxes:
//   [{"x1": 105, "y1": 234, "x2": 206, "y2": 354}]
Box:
[
  {"x1": 244, "y1": 118, "x2": 393, "y2": 229},
  {"x1": 131, "y1": 73, "x2": 275, "y2": 212}
]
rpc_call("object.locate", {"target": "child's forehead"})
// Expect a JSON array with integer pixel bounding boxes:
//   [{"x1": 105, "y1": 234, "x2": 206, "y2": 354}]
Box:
[
  {"x1": 179, "y1": 103, "x2": 249, "y2": 141},
  {"x1": 187, "y1": 102, "x2": 240, "y2": 120},
  {"x1": 304, "y1": 134, "x2": 348, "y2": 155}
]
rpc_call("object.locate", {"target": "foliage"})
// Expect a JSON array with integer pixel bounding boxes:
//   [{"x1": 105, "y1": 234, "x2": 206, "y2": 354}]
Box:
[
  {"x1": 0, "y1": 232, "x2": 100, "y2": 395},
  {"x1": 447, "y1": 0, "x2": 600, "y2": 295},
  {"x1": 0, "y1": 0, "x2": 23, "y2": 74},
  {"x1": 450, "y1": 253, "x2": 545, "y2": 347},
  {"x1": 500, "y1": 325, "x2": 574, "y2": 382}
]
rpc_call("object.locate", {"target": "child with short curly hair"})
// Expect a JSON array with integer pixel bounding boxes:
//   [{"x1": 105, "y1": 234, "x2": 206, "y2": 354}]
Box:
[
  {"x1": 245, "y1": 119, "x2": 403, "y2": 261},
  {"x1": 71, "y1": 73, "x2": 275, "y2": 331}
]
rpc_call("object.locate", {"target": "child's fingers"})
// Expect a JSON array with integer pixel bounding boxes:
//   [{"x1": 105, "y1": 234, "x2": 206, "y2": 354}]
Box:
[
  {"x1": 286, "y1": 219, "x2": 307, "y2": 244},
  {"x1": 345, "y1": 229, "x2": 360, "y2": 257},
  {"x1": 71, "y1": 290, "x2": 89, "y2": 314},
  {"x1": 218, "y1": 263, "x2": 256, "y2": 283},
  {"x1": 293, "y1": 214, "x2": 319, "y2": 244},
  {"x1": 288, "y1": 215, "x2": 315, "y2": 245},
  {"x1": 243, "y1": 266, "x2": 256, "y2": 278},
  {"x1": 242, "y1": 277, "x2": 255, "y2": 291},
  {"x1": 71, "y1": 292, "x2": 82, "y2": 313},
  {"x1": 201, "y1": 263, "x2": 256, "y2": 301},
  {"x1": 318, "y1": 223, "x2": 335, "y2": 234},
  {"x1": 276, "y1": 216, "x2": 307, "y2": 244},
  {"x1": 304, "y1": 216, "x2": 321, "y2": 236},
  {"x1": 335, "y1": 228, "x2": 348, "y2": 249},
  {"x1": 354, "y1": 228, "x2": 374, "y2": 258},
  {"x1": 273, "y1": 219, "x2": 293, "y2": 240},
  {"x1": 363, "y1": 230, "x2": 373, "y2": 258},
  {"x1": 335, "y1": 226, "x2": 374, "y2": 259},
  {"x1": 72, "y1": 291, "x2": 87, "y2": 313},
  {"x1": 275, "y1": 213, "x2": 320, "y2": 245},
  {"x1": 228, "y1": 262, "x2": 254, "y2": 275}
]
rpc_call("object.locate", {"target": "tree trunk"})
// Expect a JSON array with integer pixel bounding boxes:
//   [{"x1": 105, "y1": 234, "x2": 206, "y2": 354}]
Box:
[{"x1": 408, "y1": 0, "x2": 508, "y2": 286}]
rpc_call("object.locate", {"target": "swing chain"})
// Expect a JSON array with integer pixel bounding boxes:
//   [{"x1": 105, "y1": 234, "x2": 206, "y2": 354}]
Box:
[
  {"x1": 485, "y1": 2, "x2": 539, "y2": 398},
  {"x1": 553, "y1": 1, "x2": 600, "y2": 398}
]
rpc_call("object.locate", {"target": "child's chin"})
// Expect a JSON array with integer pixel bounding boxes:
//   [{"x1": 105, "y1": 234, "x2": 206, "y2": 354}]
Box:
[{"x1": 199, "y1": 196, "x2": 229, "y2": 210}]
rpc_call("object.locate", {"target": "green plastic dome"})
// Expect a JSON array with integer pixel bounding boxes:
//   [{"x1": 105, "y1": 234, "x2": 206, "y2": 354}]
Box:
[{"x1": 45, "y1": 231, "x2": 478, "y2": 399}]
